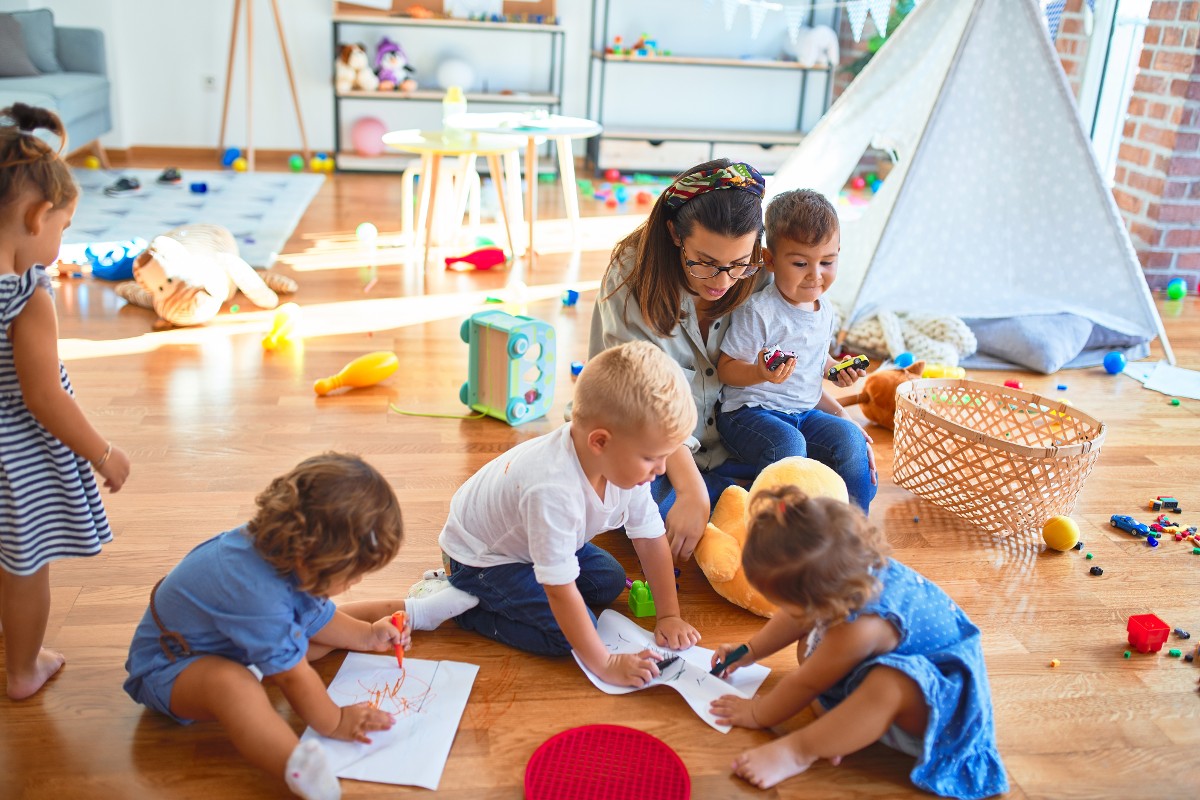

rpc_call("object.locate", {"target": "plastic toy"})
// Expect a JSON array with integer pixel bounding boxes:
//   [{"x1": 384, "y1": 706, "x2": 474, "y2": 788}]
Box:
[
  {"x1": 627, "y1": 579, "x2": 655, "y2": 617},
  {"x1": 570, "y1": 361, "x2": 584, "y2": 381},
  {"x1": 232, "y1": 157, "x2": 248, "y2": 172},
  {"x1": 839, "y1": 360, "x2": 925, "y2": 430},
  {"x1": 445, "y1": 246, "x2": 506, "y2": 271},
  {"x1": 894, "y1": 351, "x2": 915, "y2": 368},
  {"x1": 695, "y1": 456, "x2": 848, "y2": 617},
  {"x1": 827, "y1": 354, "x2": 869, "y2": 381},
  {"x1": 1089, "y1": 566, "x2": 1103, "y2": 575},
  {"x1": 850, "y1": 176, "x2": 866, "y2": 190},
  {"x1": 1166, "y1": 277, "x2": 1187, "y2": 301},
  {"x1": 288, "y1": 154, "x2": 304, "y2": 172},
  {"x1": 1004, "y1": 379, "x2": 1023, "y2": 390},
  {"x1": 1149, "y1": 496, "x2": 1181, "y2": 513},
  {"x1": 1103, "y1": 351, "x2": 1126, "y2": 374},
  {"x1": 84, "y1": 238, "x2": 147, "y2": 281},
  {"x1": 189, "y1": 182, "x2": 208, "y2": 194},
  {"x1": 561, "y1": 289, "x2": 579, "y2": 307},
  {"x1": 350, "y1": 116, "x2": 387, "y2": 157},
  {"x1": 459, "y1": 310, "x2": 555, "y2": 426},
  {"x1": 1126, "y1": 613, "x2": 1170, "y2": 653},
  {"x1": 1041, "y1": 515, "x2": 1079, "y2": 551},
  {"x1": 221, "y1": 147, "x2": 241, "y2": 167},
  {"x1": 262, "y1": 302, "x2": 301, "y2": 350},
  {"x1": 603, "y1": 168, "x2": 621, "y2": 182},
  {"x1": 1110, "y1": 514, "x2": 1150, "y2": 537},
  {"x1": 314, "y1": 351, "x2": 399, "y2": 396},
  {"x1": 83, "y1": 155, "x2": 101, "y2": 169},
  {"x1": 922, "y1": 363, "x2": 967, "y2": 379},
  {"x1": 762, "y1": 345, "x2": 795, "y2": 372}
]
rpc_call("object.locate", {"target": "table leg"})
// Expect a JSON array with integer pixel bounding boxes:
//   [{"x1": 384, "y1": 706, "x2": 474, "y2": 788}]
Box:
[
  {"x1": 556, "y1": 136, "x2": 580, "y2": 245},
  {"x1": 504, "y1": 149, "x2": 525, "y2": 254},
  {"x1": 525, "y1": 135, "x2": 537, "y2": 269},
  {"x1": 451, "y1": 154, "x2": 477, "y2": 252},
  {"x1": 423, "y1": 154, "x2": 442, "y2": 275},
  {"x1": 487, "y1": 153, "x2": 517, "y2": 263}
]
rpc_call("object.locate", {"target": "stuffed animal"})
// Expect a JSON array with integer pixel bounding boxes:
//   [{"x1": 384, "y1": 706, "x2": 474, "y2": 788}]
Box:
[
  {"x1": 375, "y1": 36, "x2": 416, "y2": 92},
  {"x1": 335, "y1": 43, "x2": 379, "y2": 93},
  {"x1": 786, "y1": 25, "x2": 840, "y2": 67},
  {"x1": 114, "y1": 224, "x2": 297, "y2": 327},
  {"x1": 694, "y1": 457, "x2": 848, "y2": 617},
  {"x1": 838, "y1": 360, "x2": 925, "y2": 430}
]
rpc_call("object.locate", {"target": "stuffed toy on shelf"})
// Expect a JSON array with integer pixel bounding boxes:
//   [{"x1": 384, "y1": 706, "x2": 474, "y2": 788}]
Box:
[
  {"x1": 694, "y1": 457, "x2": 848, "y2": 617},
  {"x1": 375, "y1": 36, "x2": 416, "y2": 92},
  {"x1": 335, "y1": 43, "x2": 379, "y2": 93}
]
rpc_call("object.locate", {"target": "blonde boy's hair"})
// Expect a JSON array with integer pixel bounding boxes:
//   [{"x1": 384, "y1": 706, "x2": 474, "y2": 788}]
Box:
[
  {"x1": 765, "y1": 188, "x2": 839, "y2": 250},
  {"x1": 573, "y1": 341, "x2": 697, "y2": 442}
]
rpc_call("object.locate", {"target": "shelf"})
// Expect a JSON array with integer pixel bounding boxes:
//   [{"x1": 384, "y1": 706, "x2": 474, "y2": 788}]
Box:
[
  {"x1": 333, "y1": 12, "x2": 562, "y2": 33},
  {"x1": 337, "y1": 89, "x2": 559, "y2": 105},
  {"x1": 601, "y1": 127, "x2": 805, "y2": 146},
  {"x1": 591, "y1": 51, "x2": 830, "y2": 71}
]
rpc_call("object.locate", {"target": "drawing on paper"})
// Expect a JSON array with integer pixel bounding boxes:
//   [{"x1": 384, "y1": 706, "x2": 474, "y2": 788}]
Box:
[{"x1": 329, "y1": 666, "x2": 438, "y2": 717}]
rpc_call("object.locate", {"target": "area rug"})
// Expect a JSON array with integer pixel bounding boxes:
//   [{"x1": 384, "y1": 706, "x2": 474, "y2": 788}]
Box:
[{"x1": 62, "y1": 168, "x2": 324, "y2": 268}]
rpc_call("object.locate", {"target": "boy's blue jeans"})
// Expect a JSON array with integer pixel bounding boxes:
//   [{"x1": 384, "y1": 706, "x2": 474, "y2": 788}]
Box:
[
  {"x1": 717, "y1": 405, "x2": 877, "y2": 513},
  {"x1": 446, "y1": 543, "x2": 626, "y2": 656}
]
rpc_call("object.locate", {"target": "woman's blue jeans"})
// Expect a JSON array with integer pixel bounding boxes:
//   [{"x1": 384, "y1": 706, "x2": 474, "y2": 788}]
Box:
[{"x1": 716, "y1": 405, "x2": 876, "y2": 513}]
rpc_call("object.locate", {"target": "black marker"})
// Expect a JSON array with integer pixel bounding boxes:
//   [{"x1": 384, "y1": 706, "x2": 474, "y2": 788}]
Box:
[
  {"x1": 710, "y1": 644, "x2": 750, "y2": 676},
  {"x1": 655, "y1": 656, "x2": 680, "y2": 671}
]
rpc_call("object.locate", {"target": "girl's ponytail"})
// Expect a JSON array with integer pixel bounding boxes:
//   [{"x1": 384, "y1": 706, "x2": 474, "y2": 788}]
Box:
[{"x1": 0, "y1": 103, "x2": 77, "y2": 211}]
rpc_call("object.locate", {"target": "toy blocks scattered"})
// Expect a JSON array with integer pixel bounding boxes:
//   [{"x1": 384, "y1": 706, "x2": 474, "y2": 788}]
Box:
[
  {"x1": 628, "y1": 579, "x2": 656, "y2": 618},
  {"x1": 1127, "y1": 613, "x2": 1171, "y2": 654}
]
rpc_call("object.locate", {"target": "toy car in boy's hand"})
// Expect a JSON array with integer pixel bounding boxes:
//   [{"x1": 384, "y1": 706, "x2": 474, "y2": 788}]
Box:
[
  {"x1": 762, "y1": 345, "x2": 796, "y2": 372},
  {"x1": 827, "y1": 354, "x2": 870, "y2": 381}
]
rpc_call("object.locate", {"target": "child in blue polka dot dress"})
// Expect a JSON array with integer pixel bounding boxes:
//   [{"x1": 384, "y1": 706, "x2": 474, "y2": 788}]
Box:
[{"x1": 709, "y1": 487, "x2": 1008, "y2": 798}]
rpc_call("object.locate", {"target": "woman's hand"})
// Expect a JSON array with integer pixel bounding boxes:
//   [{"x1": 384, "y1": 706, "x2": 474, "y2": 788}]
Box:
[
  {"x1": 654, "y1": 615, "x2": 701, "y2": 650},
  {"x1": 330, "y1": 702, "x2": 394, "y2": 743},
  {"x1": 595, "y1": 649, "x2": 661, "y2": 688},
  {"x1": 665, "y1": 490, "x2": 710, "y2": 562},
  {"x1": 711, "y1": 695, "x2": 765, "y2": 729}
]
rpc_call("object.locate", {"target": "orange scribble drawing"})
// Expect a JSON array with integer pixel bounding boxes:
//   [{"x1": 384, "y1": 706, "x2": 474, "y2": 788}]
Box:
[{"x1": 334, "y1": 668, "x2": 437, "y2": 717}]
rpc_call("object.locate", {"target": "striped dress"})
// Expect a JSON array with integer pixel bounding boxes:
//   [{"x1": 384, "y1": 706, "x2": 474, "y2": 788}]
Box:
[{"x1": 0, "y1": 267, "x2": 111, "y2": 576}]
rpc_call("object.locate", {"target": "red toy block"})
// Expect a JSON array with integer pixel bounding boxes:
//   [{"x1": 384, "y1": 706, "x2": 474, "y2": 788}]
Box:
[{"x1": 1127, "y1": 613, "x2": 1171, "y2": 654}]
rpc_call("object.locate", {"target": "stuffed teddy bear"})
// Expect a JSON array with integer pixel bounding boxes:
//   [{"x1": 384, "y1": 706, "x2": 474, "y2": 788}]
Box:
[
  {"x1": 838, "y1": 360, "x2": 925, "y2": 430},
  {"x1": 785, "y1": 25, "x2": 840, "y2": 67},
  {"x1": 694, "y1": 457, "x2": 848, "y2": 617},
  {"x1": 335, "y1": 43, "x2": 379, "y2": 93},
  {"x1": 114, "y1": 224, "x2": 297, "y2": 327},
  {"x1": 375, "y1": 36, "x2": 416, "y2": 92}
]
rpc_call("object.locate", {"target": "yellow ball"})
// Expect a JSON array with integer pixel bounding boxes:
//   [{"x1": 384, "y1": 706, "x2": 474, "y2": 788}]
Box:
[
  {"x1": 83, "y1": 155, "x2": 101, "y2": 169},
  {"x1": 1042, "y1": 515, "x2": 1080, "y2": 551},
  {"x1": 232, "y1": 157, "x2": 248, "y2": 172}
]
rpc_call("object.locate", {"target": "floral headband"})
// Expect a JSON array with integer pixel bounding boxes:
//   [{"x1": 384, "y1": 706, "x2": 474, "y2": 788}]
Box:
[{"x1": 661, "y1": 163, "x2": 766, "y2": 216}]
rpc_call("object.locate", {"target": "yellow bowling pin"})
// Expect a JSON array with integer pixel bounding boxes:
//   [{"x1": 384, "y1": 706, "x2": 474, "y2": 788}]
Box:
[
  {"x1": 262, "y1": 302, "x2": 301, "y2": 351},
  {"x1": 314, "y1": 351, "x2": 399, "y2": 396}
]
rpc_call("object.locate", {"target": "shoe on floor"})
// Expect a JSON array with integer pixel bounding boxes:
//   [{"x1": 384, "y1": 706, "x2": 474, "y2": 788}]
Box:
[
  {"x1": 104, "y1": 176, "x2": 141, "y2": 197},
  {"x1": 156, "y1": 167, "x2": 182, "y2": 184}
]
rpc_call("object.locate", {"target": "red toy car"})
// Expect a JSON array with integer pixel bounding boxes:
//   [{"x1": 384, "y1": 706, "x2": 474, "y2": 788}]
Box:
[{"x1": 1127, "y1": 613, "x2": 1171, "y2": 654}]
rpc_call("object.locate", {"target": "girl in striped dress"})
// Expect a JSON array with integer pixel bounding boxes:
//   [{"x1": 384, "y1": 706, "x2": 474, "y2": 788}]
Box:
[{"x1": 0, "y1": 104, "x2": 130, "y2": 700}]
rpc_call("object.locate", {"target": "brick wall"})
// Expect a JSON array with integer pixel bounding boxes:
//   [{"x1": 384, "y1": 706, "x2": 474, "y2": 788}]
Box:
[
  {"x1": 833, "y1": 14, "x2": 874, "y2": 102},
  {"x1": 1055, "y1": 0, "x2": 1089, "y2": 98},
  {"x1": 1111, "y1": 0, "x2": 1200, "y2": 288}
]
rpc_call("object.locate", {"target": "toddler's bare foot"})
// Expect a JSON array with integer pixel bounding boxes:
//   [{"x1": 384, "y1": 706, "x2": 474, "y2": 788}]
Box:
[
  {"x1": 7, "y1": 648, "x2": 66, "y2": 700},
  {"x1": 731, "y1": 737, "x2": 819, "y2": 789}
]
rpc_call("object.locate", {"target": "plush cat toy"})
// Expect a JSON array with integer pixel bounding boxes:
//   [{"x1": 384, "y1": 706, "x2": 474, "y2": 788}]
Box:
[
  {"x1": 114, "y1": 224, "x2": 297, "y2": 327},
  {"x1": 838, "y1": 360, "x2": 925, "y2": 430},
  {"x1": 694, "y1": 457, "x2": 848, "y2": 617}
]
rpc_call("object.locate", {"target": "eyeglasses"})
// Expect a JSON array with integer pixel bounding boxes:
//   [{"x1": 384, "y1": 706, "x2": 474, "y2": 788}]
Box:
[{"x1": 680, "y1": 246, "x2": 762, "y2": 280}]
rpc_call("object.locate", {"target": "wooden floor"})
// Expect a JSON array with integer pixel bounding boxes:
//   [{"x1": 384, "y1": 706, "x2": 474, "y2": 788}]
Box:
[{"x1": 3, "y1": 158, "x2": 1199, "y2": 798}]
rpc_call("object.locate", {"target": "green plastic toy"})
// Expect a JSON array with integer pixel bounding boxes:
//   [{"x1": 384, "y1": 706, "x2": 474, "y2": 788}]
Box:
[{"x1": 628, "y1": 579, "x2": 656, "y2": 617}]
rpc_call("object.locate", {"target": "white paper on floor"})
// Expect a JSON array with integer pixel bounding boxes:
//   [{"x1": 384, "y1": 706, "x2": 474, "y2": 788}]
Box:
[
  {"x1": 572, "y1": 609, "x2": 771, "y2": 732},
  {"x1": 1142, "y1": 361, "x2": 1200, "y2": 400},
  {"x1": 300, "y1": 654, "x2": 477, "y2": 789}
]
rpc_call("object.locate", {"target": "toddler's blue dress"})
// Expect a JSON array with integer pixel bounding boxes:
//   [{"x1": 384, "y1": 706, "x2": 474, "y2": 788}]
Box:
[
  {"x1": 812, "y1": 559, "x2": 1008, "y2": 799},
  {"x1": 0, "y1": 267, "x2": 110, "y2": 576}
]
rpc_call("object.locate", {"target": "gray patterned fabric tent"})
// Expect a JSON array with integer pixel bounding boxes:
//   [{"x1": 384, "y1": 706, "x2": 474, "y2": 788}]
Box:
[{"x1": 767, "y1": 0, "x2": 1173, "y2": 371}]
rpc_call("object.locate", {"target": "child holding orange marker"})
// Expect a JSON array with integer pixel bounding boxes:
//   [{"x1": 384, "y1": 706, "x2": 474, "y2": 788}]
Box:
[{"x1": 124, "y1": 454, "x2": 407, "y2": 800}]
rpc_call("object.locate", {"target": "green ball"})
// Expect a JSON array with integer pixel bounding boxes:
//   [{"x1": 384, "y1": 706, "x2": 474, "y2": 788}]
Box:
[
  {"x1": 1166, "y1": 278, "x2": 1187, "y2": 301},
  {"x1": 288, "y1": 154, "x2": 304, "y2": 172}
]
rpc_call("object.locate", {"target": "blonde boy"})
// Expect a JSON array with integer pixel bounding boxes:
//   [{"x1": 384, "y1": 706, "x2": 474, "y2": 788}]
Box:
[{"x1": 410, "y1": 341, "x2": 701, "y2": 687}]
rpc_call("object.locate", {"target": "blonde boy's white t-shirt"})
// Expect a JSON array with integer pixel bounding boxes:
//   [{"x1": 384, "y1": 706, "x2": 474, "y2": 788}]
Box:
[{"x1": 438, "y1": 424, "x2": 665, "y2": 585}]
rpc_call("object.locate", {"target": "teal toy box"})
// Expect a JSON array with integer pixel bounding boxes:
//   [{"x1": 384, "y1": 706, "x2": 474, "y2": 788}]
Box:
[{"x1": 459, "y1": 310, "x2": 555, "y2": 425}]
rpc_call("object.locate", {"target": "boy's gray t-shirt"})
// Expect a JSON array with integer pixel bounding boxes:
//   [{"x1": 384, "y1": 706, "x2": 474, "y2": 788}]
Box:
[{"x1": 719, "y1": 283, "x2": 836, "y2": 414}]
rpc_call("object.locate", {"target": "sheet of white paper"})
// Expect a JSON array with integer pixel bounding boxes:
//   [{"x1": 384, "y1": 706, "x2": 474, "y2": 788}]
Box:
[
  {"x1": 1122, "y1": 359, "x2": 1160, "y2": 384},
  {"x1": 300, "y1": 654, "x2": 477, "y2": 789},
  {"x1": 338, "y1": 0, "x2": 394, "y2": 9},
  {"x1": 572, "y1": 610, "x2": 770, "y2": 733},
  {"x1": 1142, "y1": 362, "x2": 1200, "y2": 400}
]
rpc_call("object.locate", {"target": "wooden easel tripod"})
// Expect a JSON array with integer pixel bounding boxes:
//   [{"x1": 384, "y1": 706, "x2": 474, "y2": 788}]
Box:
[{"x1": 217, "y1": 0, "x2": 310, "y2": 170}]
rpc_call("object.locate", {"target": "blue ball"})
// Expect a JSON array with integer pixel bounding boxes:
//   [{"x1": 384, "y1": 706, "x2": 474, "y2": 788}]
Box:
[
  {"x1": 221, "y1": 147, "x2": 241, "y2": 167},
  {"x1": 1103, "y1": 351, "x2": 1126, "y2": 375},
  {"x1": 894, "y1": 351, "x2": 915, "y2": 368}
]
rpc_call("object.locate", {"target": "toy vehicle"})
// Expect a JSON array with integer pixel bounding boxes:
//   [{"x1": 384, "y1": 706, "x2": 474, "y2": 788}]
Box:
[
  {"x1": 459, "y1": 310, "x2": 555, "y2": 426},
  {"x1": 1150, "y1": 496, "x2": 1182, "y2": 513},
  {"x1": 1110, "y1": 514, "x2": 1150, "y2": 537},
  {"x1": 827, "y1": 354, "x2": 870, "y2": 381},
  {"x1": 762, "y1": 345, "x2": 795, "y2": 372},
  {"x1": 1127, "y1": 613, "x2": 1171, "y2": 654}
]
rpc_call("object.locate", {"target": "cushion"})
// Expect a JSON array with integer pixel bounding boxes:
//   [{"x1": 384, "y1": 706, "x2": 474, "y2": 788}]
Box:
[
  {"x1": 0, "y1": 14, "x2": 40, "y2": 78},
  {"x1": 0, "y1": 73, "x2": 110, "y2": 122},
  {"x1": 964, "y1": 314, "x2": 1094, "y2": 374},
  {"x1": 10, "y1": 9, "x2": 61, "y2": 74}
]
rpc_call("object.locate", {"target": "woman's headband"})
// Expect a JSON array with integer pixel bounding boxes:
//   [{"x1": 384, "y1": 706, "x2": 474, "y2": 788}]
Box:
[{"x1": 661, "y1": 162, "x2": 766, "y2": 216}]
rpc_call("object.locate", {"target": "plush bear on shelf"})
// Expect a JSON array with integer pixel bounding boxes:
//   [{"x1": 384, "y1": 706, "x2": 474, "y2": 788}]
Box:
[
  {"x1": 838, "y1": 360, "x2": 926, "y2": 430},
  {"x1": 114, "y1": 224, "x2": 298, "y2": 328},
  {"x1": 694, "y1": 457, "x2": 848, "y2": 617},
  {"x1": 335, "y1": 43, "x2": 379, "y2": 93}
]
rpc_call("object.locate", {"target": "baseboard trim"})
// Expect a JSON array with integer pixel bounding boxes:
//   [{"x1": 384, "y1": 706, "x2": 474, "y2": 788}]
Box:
[{"x1": 67, "y1": 145, "x2": 312, "y2": 171}]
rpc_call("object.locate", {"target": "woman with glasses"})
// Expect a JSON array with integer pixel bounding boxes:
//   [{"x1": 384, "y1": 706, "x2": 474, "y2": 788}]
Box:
[{"x1": 589, "y1": 159, "x2": 768, "y2": 563}]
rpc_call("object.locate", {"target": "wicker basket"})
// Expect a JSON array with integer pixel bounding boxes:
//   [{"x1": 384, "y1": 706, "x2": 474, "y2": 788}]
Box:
[{"x1": 892, "y1": 379, "x2": 1106, "y2": 537}]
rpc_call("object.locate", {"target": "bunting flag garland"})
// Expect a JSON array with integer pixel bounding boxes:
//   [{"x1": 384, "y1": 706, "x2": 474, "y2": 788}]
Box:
[
  {"x1": 784, "y1": 1, "x2": 810, "y2": 45},
  {"x1": 868, "y1": 0, "x2": 893, "y2": 38},
  {"x1": 722, "y1": 0, "x2": 741, "y2": 31},
  {"x1": 749, "y1": 0, "x2": 771, "y2": 38},
  {"x1": 1042, "y1": 0, "x2": 1066, "y2": 40},
  {"x1": 846, "y1": 0, "x2": 870, "y2": 42}
]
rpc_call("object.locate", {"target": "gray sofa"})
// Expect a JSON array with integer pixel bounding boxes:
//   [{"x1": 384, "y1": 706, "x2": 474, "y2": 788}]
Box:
[{"x1": 0, "y1": 9, "x2": 111, "y2": 164}]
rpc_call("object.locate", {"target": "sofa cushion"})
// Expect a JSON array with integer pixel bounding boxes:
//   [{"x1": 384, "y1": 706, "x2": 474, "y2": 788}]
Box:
[
  {"x1": 10, "y1": 9, "x2": 62, "y2": 74},
  {"x1": 0, "y1": 14, "x2": 40, "y2": 78},
  {"x1": 0, "y1": 73, "x2": 109, "y2": 123}
]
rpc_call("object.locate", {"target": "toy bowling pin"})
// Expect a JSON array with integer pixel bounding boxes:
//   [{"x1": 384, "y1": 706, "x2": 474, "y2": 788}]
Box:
[
  {"x1": 445, "y1": 246, "x2": 506, "y2": 271},
  {"x1": 262, "y1": 302, "x2": 301, "y2": 351},
  {"x1": 313, "y1": 351, "x2": 399, "y2": 396}
]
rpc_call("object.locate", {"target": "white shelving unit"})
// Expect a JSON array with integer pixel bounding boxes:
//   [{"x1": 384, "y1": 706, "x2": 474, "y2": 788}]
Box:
[
  {"x1": 332, "y1": 4, "x2": 565, "y2": 172},
  {"x1": 586, "y1": 1, "x2": 839, "y2": 173}
]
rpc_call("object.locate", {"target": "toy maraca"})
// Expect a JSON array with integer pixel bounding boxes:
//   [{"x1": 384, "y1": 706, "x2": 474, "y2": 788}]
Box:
[
  {"x1": 314, "y1": 351, "x2": 399, "y2": 396},
  {"x1": 262, "y1": 302, "x2": 301, "y2": 351}
]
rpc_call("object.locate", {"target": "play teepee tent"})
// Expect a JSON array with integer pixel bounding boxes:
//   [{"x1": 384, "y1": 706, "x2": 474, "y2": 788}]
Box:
[{"x1": 766, "y1": 0, "x2": 1173, "y2": 370}]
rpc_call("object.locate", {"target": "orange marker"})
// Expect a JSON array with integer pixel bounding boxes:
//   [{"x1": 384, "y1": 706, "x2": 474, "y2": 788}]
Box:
[{"x1": 391, "y1": 611, "x2": 405, "y2": 668}]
